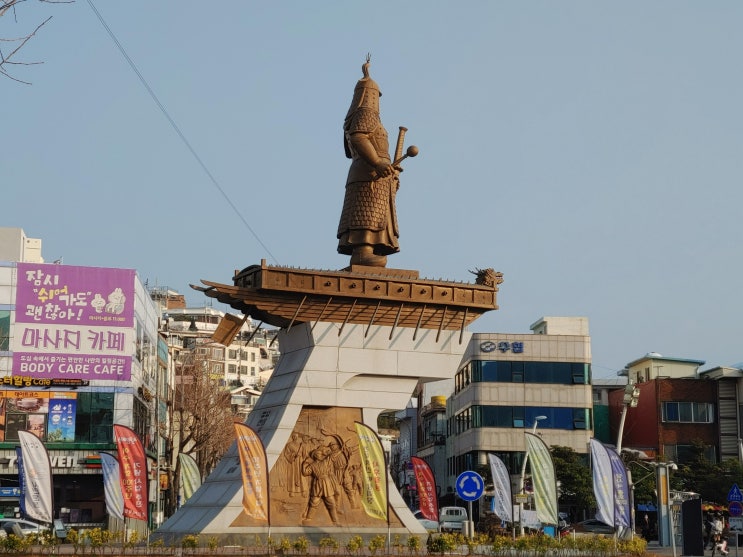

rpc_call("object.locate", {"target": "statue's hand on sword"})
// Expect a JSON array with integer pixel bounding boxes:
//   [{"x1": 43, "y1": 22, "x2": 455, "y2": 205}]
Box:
[
  {"x1": 371, "y1": 145, "x2": 419, "y2": 179},
  {"x1": 370, "y1": 125, "x2": 419, "y2": 179}
]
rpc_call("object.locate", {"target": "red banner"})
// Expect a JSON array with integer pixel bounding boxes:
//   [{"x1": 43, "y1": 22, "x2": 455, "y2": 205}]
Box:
[
  {"x1": 234, "y1": 423, "x2": 269, "y2": 522},
  {"x1": 411, "y1": 456, "x2": 438, "y2": 521},
  {"x1": 113, "y1": 425, "x2": 148, "y2": 521}
]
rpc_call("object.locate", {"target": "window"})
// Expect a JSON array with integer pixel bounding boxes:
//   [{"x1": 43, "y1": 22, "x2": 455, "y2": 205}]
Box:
[
  {"x1": 74, "y1": 392, "x2": 114, "y2": 443},
  {"x1": 455, "y1": 405, "x2": 592, "y2": 431},
  {"x1": 0, "y1": 311, "x2": 10, "y2": 351},
  {"x1": 229, "y1": 350, "x2": 237, "y2": 359},
  {"x1": 132, "y1": 397, "x2": 149, "y2": 441},
  {"x1": 464, "y1": 360, "x2": 590, "y2": 386},
  {"x1": 663, "y1": 401, "x2": 714, "y2": 423},
  {"x1": 665, "y1": 444, "x2": 716, "y2": 464}
]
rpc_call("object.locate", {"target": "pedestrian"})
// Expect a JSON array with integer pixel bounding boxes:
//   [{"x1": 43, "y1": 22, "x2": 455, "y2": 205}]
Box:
[
  {"x1": 711, "y1": 514, "x2": 724, "y2": 556},
  {"x1": 705, "y1": 513, "x2": 714, "y2": 548}
]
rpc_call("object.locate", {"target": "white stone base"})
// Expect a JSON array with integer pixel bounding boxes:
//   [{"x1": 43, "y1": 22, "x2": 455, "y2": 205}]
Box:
[{"x1": 153, "y1": 321, "x2": 470, "y2": 542}]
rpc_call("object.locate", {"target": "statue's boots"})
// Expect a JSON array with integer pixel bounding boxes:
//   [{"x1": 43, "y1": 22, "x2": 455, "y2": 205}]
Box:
[{"x1": 351, "y1": 245, "x2": 387, "y2": 267}]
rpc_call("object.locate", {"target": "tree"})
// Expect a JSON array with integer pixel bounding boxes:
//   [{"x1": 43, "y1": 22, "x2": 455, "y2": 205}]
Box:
[
  {"x1": 674, "y1": 440, "x2": 743, "y2": 504},
  {"x1": 1, "y1": 0, "x2": 69, "y2": 84},
  {"x1": 625, "y1": 440, "x2": 743, "y2": 512},
  {"x1": 163, "y1": 346, "x2": 236, "y2": 517},
  {"x1": 550, "y1": 446, "x2": 595, "y2": 520}
]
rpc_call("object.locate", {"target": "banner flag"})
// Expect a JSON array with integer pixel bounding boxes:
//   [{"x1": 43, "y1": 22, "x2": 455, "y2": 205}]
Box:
[
  {"x1": 99, "y1": 452, "x2": 125, "y2": 520},
  {"x1": 590, "y1": 438, "x2": 614, "y2": 526},
  {"x1": 15, "y1": 446, "x2": 26, "y2": 517},
  {"x1": 234, "y1": 423, "x2": 269, "y2": 522},
  {"x1": 178, "y1": 453, "x2": 202, "y2": 502},
  {"x1": 606, "y1": 444, "x2": 631, "y2": 529},
  {"x1": 525, "y1": 432, "x2": 558, "y2": 526},
  {"x1": 113, "y1": 424, "x2": 148, "y2": 521},
  {"x1": 488, "y1": 453, "x2": 513, "y2": 523},
  {"x1": 410, "y1": 457, "x2": 438, "y2": 522},
  {"x1": 590, "y1": 438, "x2": 629, "y2": 529},
  {"x1": 354, "y1": 421, "x2": 388, "y2": 521},
  {"x1": 18, "y1": 430, "x2": 53, "y2": 524}
]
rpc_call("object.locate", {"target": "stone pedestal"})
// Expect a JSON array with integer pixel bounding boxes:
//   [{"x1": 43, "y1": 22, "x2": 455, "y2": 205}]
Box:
[{"x1": 154, "y1": 320, "x2": 470, "y2": 543}]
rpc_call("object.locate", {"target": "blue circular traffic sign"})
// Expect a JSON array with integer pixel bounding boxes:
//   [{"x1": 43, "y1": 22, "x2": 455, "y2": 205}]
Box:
[
  {"x1": 455, "y1": 471, "x2": 484, "y2": 502},
  {"x1": 730, "y1": 501, "x2": 743, "y2": 517}
]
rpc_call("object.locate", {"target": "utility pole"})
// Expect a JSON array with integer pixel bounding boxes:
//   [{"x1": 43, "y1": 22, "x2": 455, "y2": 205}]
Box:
[{"x1": 617, "y1": 383, "x2": 640, "y2": 539}]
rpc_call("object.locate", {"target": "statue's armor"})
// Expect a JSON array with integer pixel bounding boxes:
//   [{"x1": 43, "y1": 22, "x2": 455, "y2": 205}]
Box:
[
  {"x1": 338, "y1": 108, "x2": 400, "y2": 255},
  {"x1": 337, "y1": 82, "x2": 400, "y2": 258}
]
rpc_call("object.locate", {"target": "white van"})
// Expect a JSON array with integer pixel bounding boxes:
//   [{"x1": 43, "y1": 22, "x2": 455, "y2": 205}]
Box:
[{"x1": 439, "y1": 506, "x2": 468, "y2": 532}]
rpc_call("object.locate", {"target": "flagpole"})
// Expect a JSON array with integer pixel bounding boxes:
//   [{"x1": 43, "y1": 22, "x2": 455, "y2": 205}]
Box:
[{"x1": 386, "y1": 449, "x2": 391, "y2": 554}]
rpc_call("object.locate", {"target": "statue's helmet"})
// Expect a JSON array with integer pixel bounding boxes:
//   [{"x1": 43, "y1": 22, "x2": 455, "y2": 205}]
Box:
[
  {"x1": 355, "y1": 59, "x2": 381, "y2": 96},
  {"x1": 345, "y1": 59, "x2": 381, "y2": 119}
]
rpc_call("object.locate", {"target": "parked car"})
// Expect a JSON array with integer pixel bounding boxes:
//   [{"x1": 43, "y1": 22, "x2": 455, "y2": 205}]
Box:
[
  {"x1": 439, "y1": 506, "x2": 468, "y2": 533},
  {"x1": 573, "y1": 519, "x2": 614, "y2": 535},
  {"x1": 0, "y1": 519, "x2": 49, "y2": 538},
  {"x1": 413, "y1": 510, "x2": 439, "y2": 532}
]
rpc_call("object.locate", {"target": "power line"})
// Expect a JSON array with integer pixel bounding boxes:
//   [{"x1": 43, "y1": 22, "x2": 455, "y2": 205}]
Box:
[{"x1": 85, "y1": 0, "x2": 279, "y2": 265}]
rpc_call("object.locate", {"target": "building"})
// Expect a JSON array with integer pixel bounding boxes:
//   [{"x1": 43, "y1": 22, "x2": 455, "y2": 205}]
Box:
[
  {"x1": 447, "y1": 317, "x2": 593, "y2": 498},
  {"x1": 391, "y1": 398, "x2": 418, "y2": 508},
  {"x1": 615, "y1": 353, "x2": 720, "y2": 464},
  {"x1": 592, "y1": 376, "x2": 627, "y2": 445},
  {"x1": 0, "y1": 227, "x2": 162, "y2": 531},
  {"x1": 153, "y1": 292, "x2": 278, "y2": 390},
  {"x1": 414, "y1": 389, "x2": 449, "y2": 505},
  {"x1": 697, "y1": 365, "x2": 743, "y2": 462}
]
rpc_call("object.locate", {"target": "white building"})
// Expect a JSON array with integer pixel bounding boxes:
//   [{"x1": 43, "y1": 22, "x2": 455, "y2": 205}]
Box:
[
  {"x1": 447, "y1": 317, "x2": 593, "y2": 493},
  {"x1": 0, "y1": 227, "x2": 161, "y2": 531}
]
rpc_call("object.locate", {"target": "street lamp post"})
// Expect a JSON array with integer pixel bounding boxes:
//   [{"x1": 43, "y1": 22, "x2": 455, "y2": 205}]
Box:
[
  {"x1": 518, "y1": 415, "x2": 547, "y2": 536},
  {"x1": 617, "y1": 383, "x2": 640, "y2": 539}
]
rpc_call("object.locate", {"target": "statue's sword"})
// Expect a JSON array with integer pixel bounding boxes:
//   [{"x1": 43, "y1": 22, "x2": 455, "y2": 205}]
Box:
[{"x1": 394, "y1": 126, "x2": 408, "y2": 163}]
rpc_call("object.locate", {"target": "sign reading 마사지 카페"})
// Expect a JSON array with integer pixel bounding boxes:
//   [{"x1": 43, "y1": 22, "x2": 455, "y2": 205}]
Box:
[{"x1": 12, "y1": 263, "x2": 135, "y2": 381}]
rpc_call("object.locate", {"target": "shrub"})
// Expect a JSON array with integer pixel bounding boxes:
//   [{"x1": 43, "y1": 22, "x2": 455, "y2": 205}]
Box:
[
  {"x1": 2, "y1": 533, "x2": 30, "y2": 553},
  {"x1": 427, "y1": 533, "x2": 458, "y2": 554},
  {"x1": 277, "y1": 537, "x2": 292, "y2": 554},
  {"x1": 293, "y1": 536, "x2": 310, "y2": 554},
  {"x1": 618, "y1": 536, "x2": 647, "y2": 556},
  {"x1": 345, "y1": 535, "x2": 363, "y2": 554},
  {"x1": 83, "y1": 528, "x2": 114, "y2": 555},
  {"x1": 319, "y1": 536, "x2": 339, "y2": 553},
  {"x1": 368, "y1": 534, "x2": 386, "y2": 554},
  {"x1": 65, "y1": 528, "x2": 82, "y2": 556},
  {"x1": 124, "y1": 529, "x2": 140, "y2": 550},
  {"x1": 181, "y1": 534, "x2": 200, "y2": 550},
  {"x1": 406, "y1": 535, "x2": 422, "y2": 554}
]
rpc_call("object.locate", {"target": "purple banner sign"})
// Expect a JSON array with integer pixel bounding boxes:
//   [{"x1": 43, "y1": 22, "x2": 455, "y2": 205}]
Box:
[
  {"x1": 16, "y1": 263, "x2": 135, "y2": 327},
  {"x1": 13, "y1": 352, "x2": 131, "y2": 381}
]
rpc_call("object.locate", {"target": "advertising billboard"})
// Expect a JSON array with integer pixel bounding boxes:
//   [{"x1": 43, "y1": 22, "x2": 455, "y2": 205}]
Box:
[
  {"x1": 0, "y1": 391, "x2": 78, "y2": 442},
  {"x1": 12, "y1": 263, "x2": 135, "y2": 381}
]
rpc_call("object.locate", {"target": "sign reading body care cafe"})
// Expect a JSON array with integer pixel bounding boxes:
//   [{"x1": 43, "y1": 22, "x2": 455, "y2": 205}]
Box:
[{"x1": 12, "y1": 263, "x2": 135, "y2": 381}]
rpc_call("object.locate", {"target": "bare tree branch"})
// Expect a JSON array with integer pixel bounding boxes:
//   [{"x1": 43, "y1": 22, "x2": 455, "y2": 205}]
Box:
[
  {"x1": 164, "y1": 347, "x2": 239, "y2": 516},
  {"x1": 1, "y1": 0, "x2": 71, "y2": 83}
]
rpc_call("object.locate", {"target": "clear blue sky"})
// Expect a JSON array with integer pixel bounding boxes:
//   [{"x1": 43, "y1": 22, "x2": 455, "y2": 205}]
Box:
[{"x1": 4, "y1": 2, "x2": 743, "y2": 377}]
